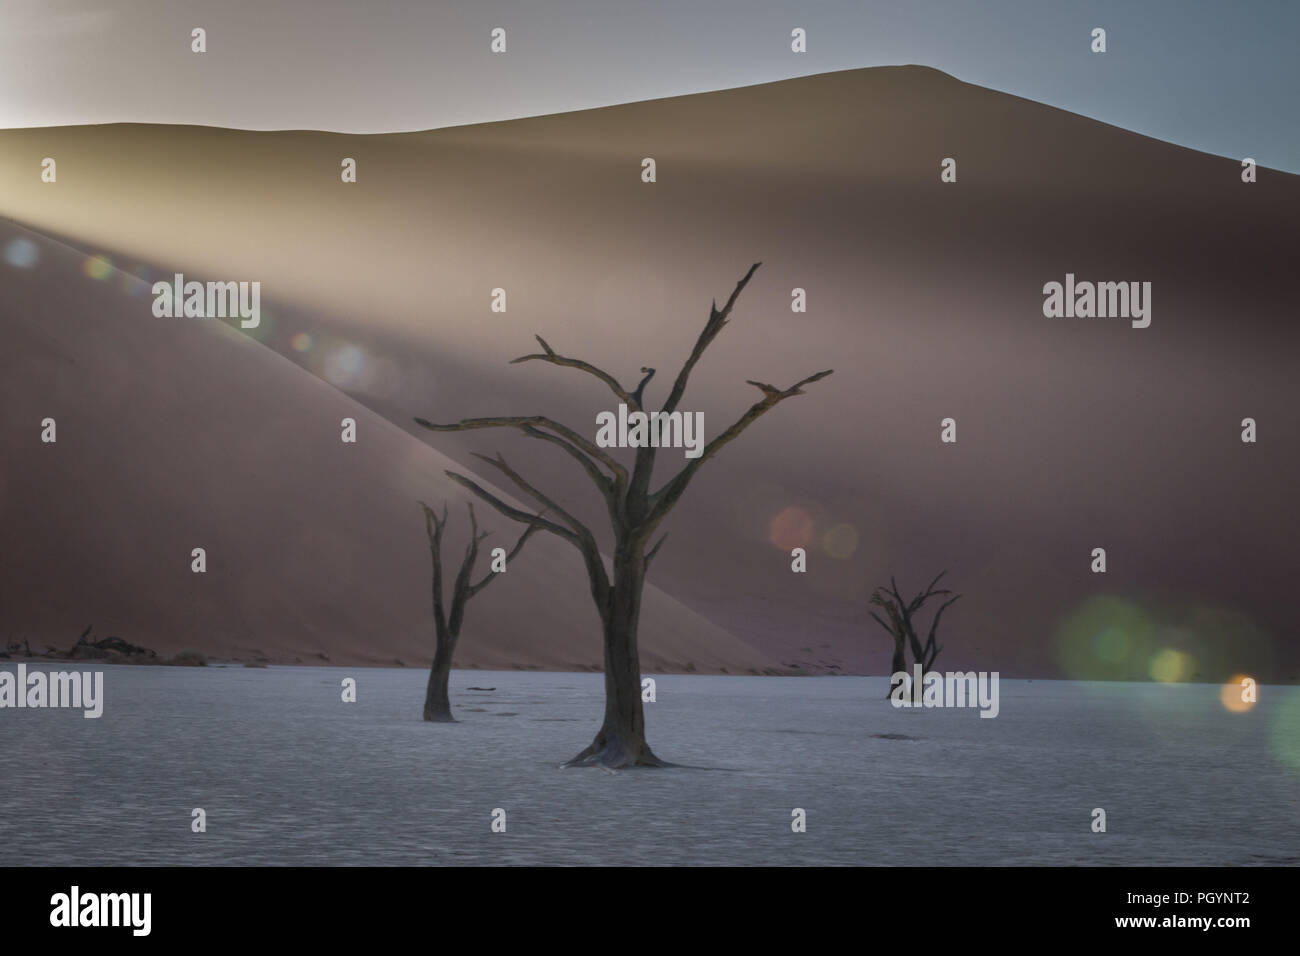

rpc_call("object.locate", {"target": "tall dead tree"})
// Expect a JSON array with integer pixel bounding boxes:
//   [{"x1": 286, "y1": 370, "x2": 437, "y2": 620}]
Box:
[
  {"x1": 868, "y1": 572, "x2": 961, "y2": 697},
  {"x1": 420, "y1": 501, "x2": 541, "y2": 722},
  {"x1": 415, "y1": 262, "x2": 832, "y2": 767}
]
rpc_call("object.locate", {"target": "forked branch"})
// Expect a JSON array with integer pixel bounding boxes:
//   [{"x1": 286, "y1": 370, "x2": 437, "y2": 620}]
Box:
[
  {"x1": 647, "y1": 368, "x2": 833, "y2": 524},
  {"x1": 660, "y1": 261, "x2": 763, "y2": 416}
]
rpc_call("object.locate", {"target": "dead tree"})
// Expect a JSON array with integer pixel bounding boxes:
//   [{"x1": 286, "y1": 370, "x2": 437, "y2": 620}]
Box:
[
  {"x1": 420, "y1": 501, "x2": 541, "y2": 722},
  {"x1": 415, "y1": 262, "x2": 832, "y2": 767},
  {"x1": 868, "y1": 572, "x2": 961, "y2": 697}
]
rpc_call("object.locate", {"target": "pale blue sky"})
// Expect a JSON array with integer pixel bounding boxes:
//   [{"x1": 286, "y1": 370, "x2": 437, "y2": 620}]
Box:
[{"x1": 1, "y1": 0, "x2": 1296, "y2": 170}]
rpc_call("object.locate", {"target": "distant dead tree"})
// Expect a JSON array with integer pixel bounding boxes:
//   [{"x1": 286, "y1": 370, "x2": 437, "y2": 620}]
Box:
[
  {"x1": 868, "y1": 572, "x2": 961, "y2": 695},
  {"x1": 416, "y1": 262, "x2": 832, "y2": 767},
  {"x1": 419, "y1": 501, "x2": 542, "y2": 722}
]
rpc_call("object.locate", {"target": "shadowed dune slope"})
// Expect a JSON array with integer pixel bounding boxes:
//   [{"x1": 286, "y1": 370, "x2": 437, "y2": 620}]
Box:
[{"x1": 0, "y1": 221, "x2": 778, "y2": 673}]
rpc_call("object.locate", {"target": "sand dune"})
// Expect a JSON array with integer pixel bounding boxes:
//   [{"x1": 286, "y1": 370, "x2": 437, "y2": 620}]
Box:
[
  {"x1": 1, "y1": 66, "x2": 1296, "y2": 679},
  {"x1": 0, "y1": 221, "x2": 778, "y2": 673}
]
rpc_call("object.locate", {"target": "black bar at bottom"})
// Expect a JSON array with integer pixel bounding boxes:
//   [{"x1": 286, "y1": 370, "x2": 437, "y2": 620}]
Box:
[{"x1": 1, "y1": 865, "x2": 1278, "y2": 942}]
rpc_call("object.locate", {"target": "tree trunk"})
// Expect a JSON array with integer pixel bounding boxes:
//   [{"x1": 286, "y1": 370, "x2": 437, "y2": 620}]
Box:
[
  {"x1": 566, "y1": 545, "x2": 669, "y2": 768},
  {"x1": 423, "y1": 634, "x2": 456, "y2": 722},
  {"x1": 888, "y1": 638, "x2": 906, "y2": 698}
]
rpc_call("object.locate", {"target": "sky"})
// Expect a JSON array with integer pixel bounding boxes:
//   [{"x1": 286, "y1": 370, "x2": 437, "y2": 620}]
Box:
[{"x1": 1, "y1": 0, "x2": 1297, "y2": 171}]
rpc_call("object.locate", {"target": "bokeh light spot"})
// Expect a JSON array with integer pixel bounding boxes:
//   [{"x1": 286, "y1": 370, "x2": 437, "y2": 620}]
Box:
[
  {"x1": 3, "y1": 237, "x2": 38, "y2": 269},
  {"x1": 1056, "y1": 596, "x2": 1155, "y2": 681},
  {"x1": 82, "y1": 254, "x2": 113, "y2": 280},
  {"x1": 1220, "y1": 674, "x2": 1257, "y2": 713},
  {"x1": 1270, "y1": 691, "x2": 1300, "y2": 771},
  {"x1": 768, "y1": 505, "x2": 813, "y2": 551},
  {"x1": 1093, "y1": 626, "x2": 1131, "y2": 663},
  {"x1": 1149, "y1": 648, "x2": 1194, "y2": 683},
  {"x1": 323, "y1": 344, "x2": 366, "y2": 387},
  {"x1": 822, "y1": 522, "x2": 858, "y2": 559}
]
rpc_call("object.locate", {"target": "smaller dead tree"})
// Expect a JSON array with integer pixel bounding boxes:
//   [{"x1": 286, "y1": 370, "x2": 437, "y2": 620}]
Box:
[
  {"x1": 419, "y1": 501, "x2": 542, "y2": 722},
  {"x1": 868, "y1": 572, "x2": 961, "y2": 698}
]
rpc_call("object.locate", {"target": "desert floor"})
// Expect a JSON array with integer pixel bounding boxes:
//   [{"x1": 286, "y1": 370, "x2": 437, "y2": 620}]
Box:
[{"x1": 2, "y1": 666, "x2": 1296, "y2": 865}]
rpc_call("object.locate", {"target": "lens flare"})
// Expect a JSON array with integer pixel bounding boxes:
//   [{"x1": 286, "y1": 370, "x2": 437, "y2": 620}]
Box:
[
  {"x1": 83, "y1": 254, "x2": 113, "y2": 280},
  {"x1": 1093, "y1": 626, "x2": 1131, "y2": 663},
  {"x1": 822, "y1": 522, "x2": 858, "y2": 559},
  {"x1": 1149, "y1": 648, "x2": 1194, "y2": 683},
  {"x1": 3, "y1": 237, "x2": 38, "y2": 269},
  {"x1": 323, "y1": 344, "x2": 366, "y2": 387},
  {"x1": 1220, "y1": 674, "x2": 1258, "y2": 713},
  {"x1": 290, "y1": 332, "x2": 313, "y2": 352},
  {"x1": 768, "y1": 505, "x2": 813, "y2": 551},
  {"x1": 1270, "y1": 690, "x2": 1300, "y2": 771},
  {"x1": 1056, "y1": 596, "x2": 1155, "y2": 681}
]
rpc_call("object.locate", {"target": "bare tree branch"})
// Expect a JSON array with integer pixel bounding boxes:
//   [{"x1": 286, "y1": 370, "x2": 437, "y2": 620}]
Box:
[
  {"x1": 908, "y1": 571, "x2": 949, "y2": 614},
  {"x1": 647, "y1": 368, "x2": 833, "y2": 524},
  {"x1": 510, "y1": 335, "x2": 639, "y2": 409},
  {"x1": 442, "y1": 471, "x2": 612, "y2": 602},
  {"x1": 470, "y1": 452, "x2": 591, "y2": 542},
  {"x1": 442, "y1": 471, "x2": 577, "y2": 547},
  {"x1": 645, "y1": 533, "x2": 668, "y2": 568},
  {"x1": 631, "y1": 367, "x2": 656, "y2": 408},
  {"x1": 867, "y1": 609, "x2": 896, "y2": 638},
  {"x1": 661, "y1": 261, "x2": 763, "y2": 416},
  {"x1": 446, "y1": 502, "x2": 483, "y2": 636},
  {"x1": 469, "y1": 516, "x2": 545, "y2": 597},
  {"x1": 923, "y1": 593, "x2": 962, "y2": 667},
  {"x1": 874, "y1": 588, "x2": 910, "y2": 644},
  {"x1": 627, "y1": 262, "x2": 764, "y2": 504},
  {"x1": 415, "y1": 415, "x2": 627, "y2": 485}
]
